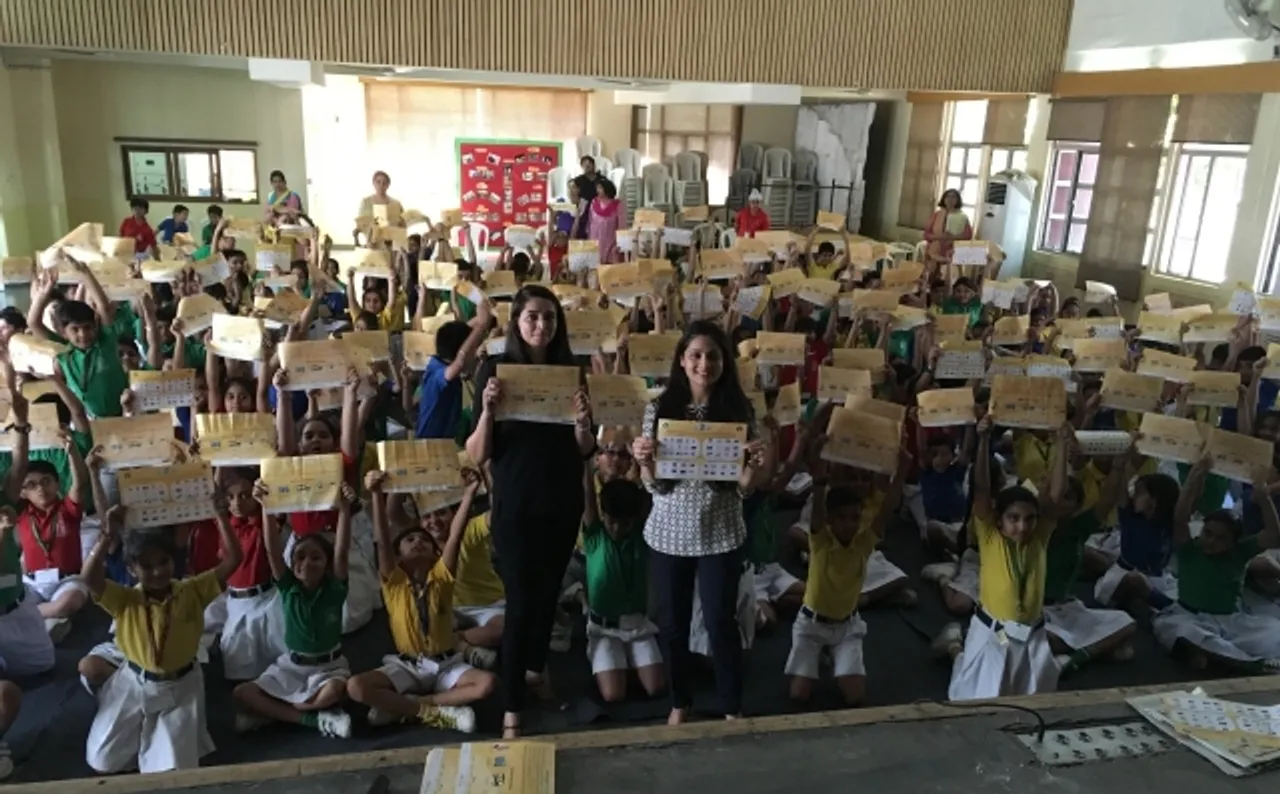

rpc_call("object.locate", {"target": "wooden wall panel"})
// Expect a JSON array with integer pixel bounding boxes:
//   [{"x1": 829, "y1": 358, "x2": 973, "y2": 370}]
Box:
[{"x1": 0, "y1": 0, "x2": 1072, "y2": 93}]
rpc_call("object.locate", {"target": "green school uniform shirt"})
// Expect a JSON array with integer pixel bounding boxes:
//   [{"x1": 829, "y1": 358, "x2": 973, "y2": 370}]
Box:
[
  {"x1": 57, "y1": 327, "x2": 129, "y2": 420},
  {"x1": 110, "y1": 302, "x2": 138, "y2": 344},
  {"x1": 941, "y1": 297, "x2": 983, "y2": 328},
  {"x1": 1176, "y1": 462, "x2": 1230, "y2": 516},
  {"x1": 277, "y1": 570, "x2": 348, "y2": 654},
  {"x1": 746, "y1": 494, "x2": 778, "y2": 565},
  {"x1": 582, "y1": 520, "x2": 648, "y2": 619},
  {"x1": 1042, "y1": 510, "x2": 1100, "y2": 604},
  {"x1": 1175, "y1": 536, "x2": 1261, "y2": 615}
]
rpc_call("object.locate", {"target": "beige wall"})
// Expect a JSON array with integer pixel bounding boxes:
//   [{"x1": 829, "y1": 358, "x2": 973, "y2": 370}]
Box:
[
  {"x1": 50, "y1": 60, "x2": 307, "y2": 232},
  {"x1": 740, "y1": 105, "x2": 798, "y2": 150},
  {"x1": 586, "y1": 91, "x2": 632, "y2": 161}
]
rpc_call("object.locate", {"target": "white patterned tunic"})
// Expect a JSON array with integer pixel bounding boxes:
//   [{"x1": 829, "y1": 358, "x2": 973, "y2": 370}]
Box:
[{"x1": 641, "y1": 400, "x2": 756, "y2": 557}]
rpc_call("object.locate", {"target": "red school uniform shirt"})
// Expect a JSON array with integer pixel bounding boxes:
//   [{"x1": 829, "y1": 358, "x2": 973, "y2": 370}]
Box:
[
  {"x1": 226, "y1": 515, "x2": 273, "y2": 589},
  {"x1": 119, "y1": 216, "x2": 156, "y2": 255},
  {"x1": 19, "y1": 497, "x2": 85, "y2": 577},
  {"x1": 289, "y1": 452, "x2": 357, "y2": 538},
  {"x1": 185, "y1": 519, "x2": 223, "y2": 575}
]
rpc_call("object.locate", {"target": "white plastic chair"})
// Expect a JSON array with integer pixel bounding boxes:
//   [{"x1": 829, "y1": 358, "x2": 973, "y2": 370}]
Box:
[
  {"x1": 738, "y1": 142, "x2": 764, "y2": 175},
  {"x1": 718, "y1": 227, "x2": 737, "y2": 250},
  {"x1": 793, "y1": 150, "x2": 818, "y2": 184},
  {"x1": 763, "y1": 148, "x2": 793, "y2": 181},
  {"x1": 575, "y1": 136, "x2": 602, "y2": 162},
  {"x1": 673, "y1": 152, "x2": 702, "y2": 181},
  {"x1": 594, "y1": 157, "x2": 614, "y2": 180},
  {"x1": 614, "y1": 148, "x2": 642, "y2": 179},
  {"x1": 545, "y1": 167, "x2": 570, "y2": 202},
  {"x1": 455, "y1": 222, "x2": 492, "y2": 269}
]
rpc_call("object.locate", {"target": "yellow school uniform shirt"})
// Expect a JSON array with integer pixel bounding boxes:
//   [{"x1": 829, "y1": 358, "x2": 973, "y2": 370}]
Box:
[
  {"x1": 802, "y1": 492, "x2": 882, "y2": 619},
  {"x1": 973, "y1": 512, "x2": 1054, "y2": 624},
  {"x1": 349, "y1": 292, "x2": 408, "y2": 333},
  {"x1": 454, "y1": 513, "x2": 505, "y2": 608},
  {"x1": 1012, "y1": 431, "x2": 1055, "y2": 486},
  {"x1": 383, "y1": 561, "x2": 456, "y2": 656},
  {"x1": 97, "y1": 570, "x2": 223, "y2": 674},
  {"x1": 808, "y1": 260, "x2": 842, "y2": 281}
]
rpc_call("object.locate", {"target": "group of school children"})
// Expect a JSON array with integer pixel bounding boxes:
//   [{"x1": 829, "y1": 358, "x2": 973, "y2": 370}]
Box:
[{"x1": 0, "y1": 174, "x2": 1277, "y2": 783}]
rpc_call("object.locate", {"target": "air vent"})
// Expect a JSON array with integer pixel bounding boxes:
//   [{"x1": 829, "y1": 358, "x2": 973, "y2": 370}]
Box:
[{"x1": 985, "y1": 181, "x2": 1008, "y2": 206}]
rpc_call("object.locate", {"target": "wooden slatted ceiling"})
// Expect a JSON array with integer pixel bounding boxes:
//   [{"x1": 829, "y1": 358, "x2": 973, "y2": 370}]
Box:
[{"x1": 0, "y1": 0, "x2": 1072, "y2": 93}]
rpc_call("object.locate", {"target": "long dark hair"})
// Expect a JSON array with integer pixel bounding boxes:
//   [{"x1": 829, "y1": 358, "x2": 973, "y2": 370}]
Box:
[
  {"x1": 504, "y1": 284, "x2": 574, "y2": 366},
  {"x1": 655, "y1": 320, "x2": 752, "y2": 424}
]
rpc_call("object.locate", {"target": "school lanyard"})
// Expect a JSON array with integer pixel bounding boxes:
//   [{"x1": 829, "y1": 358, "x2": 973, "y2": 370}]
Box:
[
  {"x1": 1003, "y1": 537, "x2": 1033, "y2": 622},
  {"x1": 27, "y1": 509, "x2": 61, "y2": 560},
  {"x1": 413, "y1": 582, "x2": 432, "y2": 646},
  {"x1": 144, "y1": 597, "x2": 174, "y2": 670}
]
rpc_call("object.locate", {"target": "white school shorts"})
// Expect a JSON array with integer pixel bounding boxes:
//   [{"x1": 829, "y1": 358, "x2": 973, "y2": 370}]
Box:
[
  {"x1": 947, "y1": 611, "x2": 1058, "y2": 701},
  {"x1": 1084, "y1": 530, "x2": 1121, "y2": 564},
  {"x1": 23, "y1": 572, "x2": 88, "y2": 604},
  {"x1": 924, "y1": 520, "x2": 963, "y2": 546},
  {"x1": 690, "y1": 565, "x2": 757, "y2": 655},
  {"x1": 377, "y1": 653, "x2": 473, "y2": 695},
  {"x1": 1153, "y1": 604, "x2": 1280, "y2": 663},
  {"x1": 455, "y1": 600, "x2": 506, "y2": 628},
  {"x1": 752, "y1": 562, "x2": 801, "y2": 604},
  {"x1": 85, "y1": 662, "x2": 215, "y2": 774},
  {"x1": 586, "y1": 613, "x2": 662, "y2": 674},
  {"x1": 862, "y1": 551, "x2": 908, "y2": 594},
  {"x1": 1093, "y1": 563, "x2": 1178, "y2": 607},
  {"x1": 254, "y1": 649, "x2": 351, "y2": 705},
  {"x1": 946, "y1": 547, "x2": 982, "y2": 602},
  {"x1": 0, "y1": 590, "x2": 55, "y2": 677},
  {"x1": 1043, "y1": 599, "x2": 1134, "y2": 651},
  {"x1": 220, "y1": 586, "x2": 287, "y2": 680},
  {"x1": 89, "y1": 640, "x2": 126, "y2": 667},
  {"x1": 785, "y1": 609, "x2": 867, "y2": 680}
]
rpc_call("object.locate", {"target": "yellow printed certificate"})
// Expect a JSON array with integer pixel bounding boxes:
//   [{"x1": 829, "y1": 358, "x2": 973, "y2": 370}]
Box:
[
  {"x1": 279, "y1": 339, "x2": 368, "y2": 391},
  {"x1": 990, "y1": 375, "x2": 1066, "y2": 430},
  {"x1": 494, "y1": 364, "x2": 579, "y2": 425},
  {"x1": 655, "y1": 419, "x2": 746, "y2": 482},
  {"x1": 586, "y1": 374, "x2": 651, "y2": 429},
  {"x1": 91, "y1": 414, "x2": 180, "y2": 470},
  {"x1": 208, "y1": 314, "x2": 266, "y2": 362},
  {"x1": 0, "y1": 404, "x2": 59, "y2": 451},
  {"x1": 1136, "y1": 413, "x2": 1206, "y2": 465},
  {"x1": 627, "y1": 333, "x2": 679, "y2": 379},
  {"x1": 259, "y1": 454, "x2": 344, "y2": 515},
  {"x1": 117, "y1": 461, "x2": 216, "y2": 529},
  {"x1": 403, "y1": 331, "x2": 437, "y2": 370},
  {"x1": 817, "y1": 366, "x2": 871, "y2": 404},
  {"x1": 194, "y1": 413, "x2": 276, "y2": 466},
  {"x1": 1099, "y1": 368, "x2": 1163, "y2": 414},
  {"x1": 1137, "y1": 349, "x2": 1198, "y2": 384},
  {"x1": 176, "y1": 293, "x2": 227, "y2": 335},
  {"x1": 917, "y1": 387, "x2": 977, "y2": 427},
  {"x1": 822, "y1": 408, "x2": 900, "y2": 475},
  {"x1": 129, "y1": 369, "x2": 197, "y2": 412},
  {"x1": 376, "y1": 440, "x2": 463, "y2": 493}
]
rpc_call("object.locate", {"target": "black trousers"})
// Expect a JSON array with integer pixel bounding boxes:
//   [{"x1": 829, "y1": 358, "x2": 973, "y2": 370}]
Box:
[
  {"x1": 490, "y1": 510, "x2": 579, "y2": 713},
  {"x1": 650, "y1": 545, "x2": 745, "y2": 716}
]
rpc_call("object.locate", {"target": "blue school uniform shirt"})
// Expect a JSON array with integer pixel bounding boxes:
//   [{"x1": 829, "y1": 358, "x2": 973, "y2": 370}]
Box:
[
  {"x1": 267, "y1": 385, "x2": 310, "y2": 421},
  {"x1": 1219, "y1": 379, "x2": 1279, "y2": 433},
  {"x1": 1116, "y1": 504, "x2": 1172, "y2": 575},
  {"x1": 920, "y1": 463, "x2": 967, "y2": 523},
  {"x1": 415, "y1": 355, "x2": 462, "y2": 440},
  {"x1": 156, "y1": 217, "x2": 189, "y2": 244}
]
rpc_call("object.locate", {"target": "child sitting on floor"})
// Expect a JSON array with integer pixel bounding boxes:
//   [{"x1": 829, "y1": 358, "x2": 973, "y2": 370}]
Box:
[
  {"x1": 217, "y1": 468, "x2": 286, "y2": 681},
  {"x1": 581, "y1": 469, "x2": 665, "y2": 703},
  {"x1": 1153, "y1": 457, "x2": 1280, "y2": 672},
  {"x1": 346, "y1": 470, "x2": 496, "y2": 733},
  {"x1": 232, "y1": 481, "x2": 356, "y2": 738},
  {"x1": 81, "y1": 494, "x2": 243, "y2": 774}
]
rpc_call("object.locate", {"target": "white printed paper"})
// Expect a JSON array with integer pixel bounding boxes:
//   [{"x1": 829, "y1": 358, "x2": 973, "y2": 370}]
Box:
[
  {"x1": 654, "y1": 419, "x2": 746, "y2": 482},
  {"x1": 1074, "y1": 430, "x2": 1133, "y2": 456}
]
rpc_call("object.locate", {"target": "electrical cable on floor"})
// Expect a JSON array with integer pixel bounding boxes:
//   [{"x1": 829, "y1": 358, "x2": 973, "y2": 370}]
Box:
[{"x1": 911, "y1": 698, "x2": 1048, "y2": 745}]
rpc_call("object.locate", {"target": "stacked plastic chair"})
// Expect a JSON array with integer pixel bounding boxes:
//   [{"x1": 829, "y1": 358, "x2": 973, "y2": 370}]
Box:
[
  {"x1": 575, "y1": 136, "x2": 602, "y2": 164},
  {"x1": 545, "y1": 167, "x2": 570, "y2": 203},
  {"x1": 613, "y1": 148, "x2": 644, "y2": 229},
  {"x1": 761, "y1": 147, "x2": 793, "y2": 230},
  {"x1": 790, "y1": 149, "x2": 819, "y2": 229},
  {"x1": 641, "y1": 162, "x2": 675, "y2": 221},
  {"x1": 672, "y1": 151, "x2": 707, "y2": 213}
]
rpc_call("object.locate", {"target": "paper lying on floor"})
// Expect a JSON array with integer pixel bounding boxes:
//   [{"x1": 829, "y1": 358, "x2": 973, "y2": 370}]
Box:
[{"x1": 1128, "y1": 688, "x2": 1280, "y2": 777}]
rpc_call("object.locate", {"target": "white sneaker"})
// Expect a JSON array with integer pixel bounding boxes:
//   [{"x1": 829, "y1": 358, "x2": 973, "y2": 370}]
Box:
[
  {"x1": 462, "y1": 645, "x2": 498, "y2": 670},
  {"x1": 0, "y1": 741, "x2": 12, "y2": 781},
  {"x1": 1054, "y1": 653, "x2": 1072, "y2": 671},
  {"x1": 366, "y1": 707, "x2": 399, "y2": 728},
  {"x1": 930, "y1": 622, "x2": 964, "y2": 659},
  {"x1": 234, "y1": 711, "x2": 271, "y2": 734},
  {"x1": 45, "y1": 618, "x2": 71, "y2": 644},
  {"x1": 421, "y1": 705, "x2": 476, "y2": 734},
  {"x1": 920, "y1": 562, "x2": 958, "y2": 585},
  {"x1": 317, "y1": 709, "x2": 352, "y2": 738}
]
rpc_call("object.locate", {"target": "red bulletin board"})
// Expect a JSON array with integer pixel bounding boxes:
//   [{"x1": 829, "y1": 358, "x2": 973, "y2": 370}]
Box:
[{"x1": 456, "y1": 138, "x2": 561, "y2": 248}]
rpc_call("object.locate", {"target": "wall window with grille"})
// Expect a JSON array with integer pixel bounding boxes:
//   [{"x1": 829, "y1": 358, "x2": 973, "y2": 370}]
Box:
[
  {"x1": 1038, "y1": 143, "x2": 1099, "y2": 255},
  {"x1": 632, "y1": 104, "x2": 741, "y2": 205},
  {"x1": 941, "y1": 100, "x2": 988, "y2": 219},
  {"x1": 120, "y1": 141, "x2": 258, "y2": 204},
  {"x1": 1152, "y1": 143, "x2": 1250, "y2": 284}
]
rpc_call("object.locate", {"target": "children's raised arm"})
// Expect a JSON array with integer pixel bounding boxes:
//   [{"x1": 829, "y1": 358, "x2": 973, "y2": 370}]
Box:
[
  {"x1": 1173, "y1": 455, "x2": 1210, "y2": 549},
  {"x1": 273, "y1": 368, "x2": 297, "y2": 455},
  {"x1": 334, "y1": 482, "x2": 354, "y2": 581},
  {"x1": 256, "y1": 480, "x2": 288, "y2": 582},
  {"x1": 339, "y1": 368, "x2": 363, "y2": 462},
  {"x1": 365, "y1": 470, "x2": 396, "y2": 577},
  {"x1": 81, "y1": 505, "x2": 123, "y2": 598},
  {"x1": 210, "y1": 491, "x2": 244, "y2": 588}
]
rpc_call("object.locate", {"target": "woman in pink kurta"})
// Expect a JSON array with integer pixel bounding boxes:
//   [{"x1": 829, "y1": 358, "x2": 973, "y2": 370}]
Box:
[{"x1": 588, "y1": 180, "x2": 625, "y2": 263}]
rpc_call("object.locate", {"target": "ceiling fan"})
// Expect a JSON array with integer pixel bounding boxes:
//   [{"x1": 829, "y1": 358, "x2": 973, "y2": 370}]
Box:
[{"x1": 1224, "y1": 0, "x2": 1280, "y2": 40}]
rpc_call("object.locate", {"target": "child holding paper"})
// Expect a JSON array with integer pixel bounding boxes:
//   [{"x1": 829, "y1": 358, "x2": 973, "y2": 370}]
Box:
[
  {"x1": 347, "y1": 469, "x2": 495, "y2": 733},
  {"x1": 946, "y1": 416, "x2": 1068, "y2": 701},
  {"x1": 1092, "y1": 470, "x2": 1184, "y2": 616},
  {"x1": 232, "y1": 479, "x2": 355, "y2": 737},
  {"x1": 580, "y1": 469, "x2": 665, "y2": 703},
  {"x1": 410, "y1": 298, "x2": 492, "y2": 440},
  {"x1": 345, "y1": 266, "x2": 407, "y2": 332},
  {"x1": 215, "y1": 468, "x2": 286, "y2": 681},
  {"x1": 274, "y1": 368, "x2": 378, "y2": 634},
  {"x1": 82, "y1": 495, "x2": 243, "y2": 774},
  {"x1": 747, "y1": 416, "x2": 809, "y2": 630},
  {"x1": 1153, "y1": 458, "x2": 1280, "y2": 671},
  {"x1": 788, "y1": 435, "x2": 908, "y2": 706}
]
